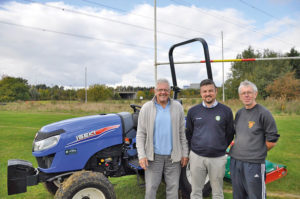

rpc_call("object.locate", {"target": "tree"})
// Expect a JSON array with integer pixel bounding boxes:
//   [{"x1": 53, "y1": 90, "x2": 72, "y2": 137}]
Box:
[
  {"x1": 66, "y1": 89, "x2": 77, "y2": 101},
  {"x1": 113, "y1": 92, "x2": 121, "y2": 100},
  {"x1": 29, "y1": 86, "x2": 40, "y2": 100},
  {"x1": 38, "y1": 88, "x2": 51, "y2": 100},
  {"x1": 35, "y1": 84, "x2": 49, "y2": 90},
  {"x1": 0, "y1": 76, "x2": 30, "y2": 102},
  {"x1": 224, "y1": 46, "x2": 259, "y2": 99},
  {"x1": 50, "y1": 85, "x2": 65, "y2": 100},
  {"x1": 77, "y1": 88, "x2": 86, "y2": 102},
  {"x1": 286, "y1": 47, "x2": 300, "y2": 79},
  {"x1": 144, "y1": 88, "x2": 155, "y2": 99},
  {"x1": 88, "y1": 84, "x2": 113, "y2": 101},
  {"x1": 266, "y1": 72, "x2": 300, "y2": 110},
  {"x1": 225, "y1": 47, "x2": 291, "y2": 99},
  {"x1": 136, "y1": 90, "x2": 146, "y2": 100}
]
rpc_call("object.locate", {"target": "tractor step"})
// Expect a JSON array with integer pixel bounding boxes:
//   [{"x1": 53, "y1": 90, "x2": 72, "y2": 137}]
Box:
[
  {"x1": 128, "y1": 158, "x2": 145, "y2": 187},
  {"x1": 128, "y1": 158, "x2": 141, "y2": 170}
]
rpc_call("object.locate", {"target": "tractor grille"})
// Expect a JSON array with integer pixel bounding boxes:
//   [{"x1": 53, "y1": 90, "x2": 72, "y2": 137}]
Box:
[{"x1": 36, "y1": 154, "x2": 55, "y2": 169}]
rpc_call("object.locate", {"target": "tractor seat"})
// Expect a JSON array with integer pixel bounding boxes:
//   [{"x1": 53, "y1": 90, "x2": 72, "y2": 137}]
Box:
[
  {"x1": 117, "y1": 112, "x2": 137, "y2": 138},
  {"x1": 132, "y1": 112, "x2": 139, "y2": 129}
]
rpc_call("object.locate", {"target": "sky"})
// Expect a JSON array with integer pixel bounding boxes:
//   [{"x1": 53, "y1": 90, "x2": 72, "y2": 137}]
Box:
[{"x1": 0, "y1": 0, "x2": 299, "y2": 89}]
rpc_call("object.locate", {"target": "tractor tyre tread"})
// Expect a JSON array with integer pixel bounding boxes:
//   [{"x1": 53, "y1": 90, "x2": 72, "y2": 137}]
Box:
[
  {"x1": 179, "y1": 165, "x2": 212, "y2": 198},
  {"x1": 44, "y1": 181, "x2": 58, "y2": 195},
  {"x1": 54, "y1": 170, "x2": 116, "y2": 199}
]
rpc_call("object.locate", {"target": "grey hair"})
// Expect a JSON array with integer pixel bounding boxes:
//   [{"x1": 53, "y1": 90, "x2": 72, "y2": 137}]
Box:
[
  {"x1": 155, "y1": 78, "x2": 170, "y2": 89},
  {"x1": 238, "y1": 80, "x2": 258, "y2": 94}
]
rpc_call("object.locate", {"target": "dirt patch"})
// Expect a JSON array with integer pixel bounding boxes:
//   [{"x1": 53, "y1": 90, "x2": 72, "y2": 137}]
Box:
[{"x1": 268, "y1": 192, "x2": 300, "y2": 199}]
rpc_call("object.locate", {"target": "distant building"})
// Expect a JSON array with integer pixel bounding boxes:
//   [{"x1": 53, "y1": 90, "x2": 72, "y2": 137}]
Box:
[
  {"x1": 117, "y1": 91, "x2": 137, "y2": 99},
  {"x1": 189, "y1": 83, "x2": 200, "y2": 89},
  {"x1": 182, "y1": 83, "x2": 200, "y2": 90}
]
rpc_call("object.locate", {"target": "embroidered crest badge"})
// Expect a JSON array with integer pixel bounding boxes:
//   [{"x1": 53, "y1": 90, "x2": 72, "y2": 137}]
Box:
[
  {"x1": 215, "y1": 115, "x2": 221, "y2": 121},
  {"x1": 248, "y1": 121, "x2": 255, "y2": 128}
]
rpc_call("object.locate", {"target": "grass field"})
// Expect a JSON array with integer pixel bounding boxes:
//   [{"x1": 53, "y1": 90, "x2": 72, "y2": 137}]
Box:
[{"x1": 0, "y1": 101, "x2": 299, "y2": 198}]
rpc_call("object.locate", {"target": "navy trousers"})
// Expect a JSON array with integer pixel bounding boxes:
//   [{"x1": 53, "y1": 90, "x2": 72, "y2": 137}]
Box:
[{"x1": 230, "y1": 157, "x2": 266, "y2": 199}]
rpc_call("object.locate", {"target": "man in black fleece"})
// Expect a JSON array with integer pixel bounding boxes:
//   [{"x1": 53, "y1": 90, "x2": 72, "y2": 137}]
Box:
[{"x1": 186, "y1": 79, "x2": 234, "y2": 199}]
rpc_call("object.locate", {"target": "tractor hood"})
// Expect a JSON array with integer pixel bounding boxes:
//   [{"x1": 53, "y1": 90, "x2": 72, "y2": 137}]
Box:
[
  {"x1": 35, "y1": 114, "x2": 118, "y2": 141},
  {"x1": 32, "y1": 113, "x2": 124, "y2": 173}
]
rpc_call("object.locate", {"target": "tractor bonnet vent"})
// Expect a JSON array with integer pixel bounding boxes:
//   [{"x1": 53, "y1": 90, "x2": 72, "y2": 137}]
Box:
[{"x1": 34, "y1": 129, "x2": 65, "y2": 141}]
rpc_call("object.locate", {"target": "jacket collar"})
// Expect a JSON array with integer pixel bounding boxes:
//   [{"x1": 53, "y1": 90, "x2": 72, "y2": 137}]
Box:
[{"x1": 152, "y1": 96, "x2": 172, "y2": 105}]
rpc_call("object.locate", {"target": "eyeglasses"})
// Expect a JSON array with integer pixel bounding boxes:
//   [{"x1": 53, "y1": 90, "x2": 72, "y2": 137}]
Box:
[
  {"x1": 156, "y1": 88, "x2": 170, "y2": 93},
  {"x1": 240, "y1": 91, "x2": 254, "y2": 96}
]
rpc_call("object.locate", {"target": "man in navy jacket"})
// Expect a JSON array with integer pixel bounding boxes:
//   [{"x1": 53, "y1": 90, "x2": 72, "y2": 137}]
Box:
[{"x1": 186, "y1": 79, "x2": 234, "y2": 199}]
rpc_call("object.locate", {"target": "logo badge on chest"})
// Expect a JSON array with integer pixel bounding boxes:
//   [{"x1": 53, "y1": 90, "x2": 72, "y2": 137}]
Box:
[{"x1": 248, "y1": 121, "x2": 255, "y2": 128}]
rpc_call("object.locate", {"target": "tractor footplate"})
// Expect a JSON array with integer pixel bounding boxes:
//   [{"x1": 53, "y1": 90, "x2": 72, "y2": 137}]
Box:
[
  {"x1": 128, "y1": 158, "x2": 145, "y2": 187},
  {"x1": 128, "y1": 158, "x2": 141, "y2": 170}
]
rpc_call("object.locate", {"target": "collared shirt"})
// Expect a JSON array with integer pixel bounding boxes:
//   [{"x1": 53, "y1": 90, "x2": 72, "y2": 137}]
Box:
[
  {"x1": 153, "y1": 100, "x2": 172, "y2": 155},
  {"x1": 202, "y1": 100, "x2": 218, "y2": 108}
]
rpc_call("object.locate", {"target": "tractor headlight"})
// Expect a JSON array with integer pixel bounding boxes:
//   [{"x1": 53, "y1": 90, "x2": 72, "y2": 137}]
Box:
[{"x1": 33, "y1": 135, "x2": 60, "y2": 152}]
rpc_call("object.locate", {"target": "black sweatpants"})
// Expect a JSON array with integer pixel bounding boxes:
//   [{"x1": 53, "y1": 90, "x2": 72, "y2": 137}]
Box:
[{"x1": 230, "y1": 157, "x2": 266, "y2": 199}]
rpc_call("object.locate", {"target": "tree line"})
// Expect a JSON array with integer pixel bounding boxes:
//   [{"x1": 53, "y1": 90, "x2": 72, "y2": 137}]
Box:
[
  {"x1": 224, "y1": 47, "x2": 300, "y2": 101},
  {"x1": 0, "y1": 47, "x2": 299, "y2": 103},
  {"x1": 0, "y1": 77, "x2": 156, "y2": 102}
]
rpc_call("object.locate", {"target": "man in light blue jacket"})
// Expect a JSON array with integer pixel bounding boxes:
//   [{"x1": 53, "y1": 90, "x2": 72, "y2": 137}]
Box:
[{"x1": 136, "y1": 78, "x2": 189, "y2": 199}]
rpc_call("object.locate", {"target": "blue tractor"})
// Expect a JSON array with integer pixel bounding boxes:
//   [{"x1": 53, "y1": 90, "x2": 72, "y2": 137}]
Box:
[
  {"x1": 7, "y1": 38, "x2": 286, "y2": 199},
  {"x1": 7, "y1": 107, "x2": 144, "y2": 198}
]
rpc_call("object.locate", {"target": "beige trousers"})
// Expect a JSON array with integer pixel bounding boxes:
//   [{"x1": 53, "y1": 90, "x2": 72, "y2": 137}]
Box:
[{"x1": 189, "y1": 151, "x2": 227, "y2": 199}]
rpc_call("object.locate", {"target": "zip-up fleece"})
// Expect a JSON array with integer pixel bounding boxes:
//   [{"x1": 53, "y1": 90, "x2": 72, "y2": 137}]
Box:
[{"x1": 136, "y1": 98, "x2": 189, "y2": 162}]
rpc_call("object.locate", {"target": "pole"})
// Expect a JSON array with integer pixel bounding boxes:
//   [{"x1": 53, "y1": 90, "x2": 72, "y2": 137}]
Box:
[
  {"x1": 154, "y1": 0, "x2": 157, "y2": 85},
  {"x1": 69, "y1": 85, "x2": 71, "y2": 103},
  {"x1": 221, "y1": 31, "x2": 225, "y2": 102},
  {"x1": 85, "y1": 66, "x2": 87, "y2": 103},
  {"x1": 156, "y1": 56, "x2": 300, "y2": 65}
]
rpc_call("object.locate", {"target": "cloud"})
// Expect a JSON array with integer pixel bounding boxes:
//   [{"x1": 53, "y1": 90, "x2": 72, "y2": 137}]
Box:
[{"x1": 0, "y1": 1, "x2": 299, "y2": 89}]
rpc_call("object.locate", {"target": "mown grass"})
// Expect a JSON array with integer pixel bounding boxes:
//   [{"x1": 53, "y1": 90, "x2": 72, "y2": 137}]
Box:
[
  {"x1": 266, "y1": 115, "x2": 300, "y2": 194},
  {"x1": 0, "y1": 111, "x2": 81, "y2": 199},
  {"x1": 0, "y1": 100, "x2": 299, "y2": 199}
]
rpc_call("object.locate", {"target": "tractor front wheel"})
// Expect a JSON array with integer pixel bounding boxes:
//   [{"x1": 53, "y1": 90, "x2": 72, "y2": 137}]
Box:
[{"x1": 54, "y1": 170, "x2": 116, "y2": 199}]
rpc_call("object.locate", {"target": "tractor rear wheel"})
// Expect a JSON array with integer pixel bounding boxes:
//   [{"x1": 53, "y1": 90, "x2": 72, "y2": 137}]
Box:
[
  {"x1": 54, "y1": 170, "x2": 116, "y2": 199},
  {"x1": 44, "y1": 181, "x2": 59, "y2": 195},
  {"x1": 180, "y1": 162, "x2": 212, "y2": 198}
]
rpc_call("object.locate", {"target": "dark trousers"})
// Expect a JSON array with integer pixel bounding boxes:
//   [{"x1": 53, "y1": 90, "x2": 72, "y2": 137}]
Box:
[{"x1": 230, "y1": 157, "x2": 266, "y2": 199}]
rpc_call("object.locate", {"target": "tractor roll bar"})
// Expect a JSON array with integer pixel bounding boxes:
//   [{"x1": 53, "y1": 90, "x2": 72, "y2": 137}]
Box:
[{"x1": 168, "y1": 38, "x2": 213, "y2": 99}]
